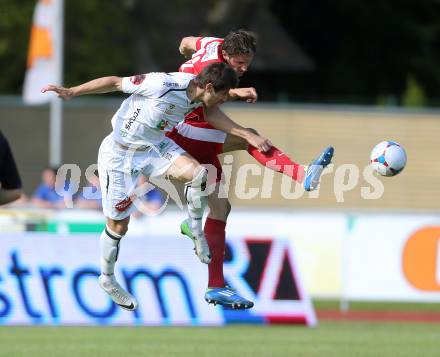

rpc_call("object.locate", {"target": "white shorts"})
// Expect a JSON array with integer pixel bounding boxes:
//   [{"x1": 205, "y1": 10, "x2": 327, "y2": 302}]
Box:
[{"x1": 97, "y1": 134, "x2": 185, "y2": 220}]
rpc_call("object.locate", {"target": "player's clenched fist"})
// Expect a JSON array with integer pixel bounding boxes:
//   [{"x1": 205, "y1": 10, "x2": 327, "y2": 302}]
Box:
[{"x1": 229, "y1": 87, "x2": 258, "y2": 103}]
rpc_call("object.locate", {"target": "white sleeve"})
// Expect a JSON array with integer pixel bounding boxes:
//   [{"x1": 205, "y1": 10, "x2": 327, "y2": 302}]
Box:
[{"x1": 121, "y1": 73, "x2": 163, "y2": 97}]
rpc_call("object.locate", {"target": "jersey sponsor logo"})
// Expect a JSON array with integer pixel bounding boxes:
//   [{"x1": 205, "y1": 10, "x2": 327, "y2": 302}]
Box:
[
  {"x1": 163, "y1": 81, "x2": 180, "y2": 88},
  {"x1": 125, "y1": 108, "x2": 141, "y2": 130},
  {"x1": 163, "y1": 152, "x2": 173, "y2": 161},
  {"x1": 201, "y1": 42, "x2": 220, "y2": 62},
  {"x1": 130, "y1": 74, "x2": 146, "y2": 85},
  {"x1": 115, "y1": 196, "x2": 133, "y2": 212},
  {"x1": 158, "y1": 141, "x2": 168, "y2": 151}
]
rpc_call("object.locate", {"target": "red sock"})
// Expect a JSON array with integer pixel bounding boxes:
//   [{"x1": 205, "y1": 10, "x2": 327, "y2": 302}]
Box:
[
  {"x1": 204, "y1": 218, "x2": 226, "y2": 288},
  {"x1": 248, "y1": 145, "x2": 305, "y2": 182}
]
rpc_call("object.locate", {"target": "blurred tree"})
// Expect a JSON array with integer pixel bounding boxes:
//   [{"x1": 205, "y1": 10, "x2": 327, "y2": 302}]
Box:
[
  {"x1": 270, "y1": 0, "x2": 440, "y2": 105},
  {"x1": 64, "y1": 0, "x2": 136, "y2": 86},
  {"x1": 0, "y1": 1, "x2": 35, "y2": 93},
  {"x1": 0, "y1": 0, "x2": 137, "y2": 93},
  {"x1": 402, "y1": 74, "x2": 426, "y2": 107},
  {"x1": 1, "y1": 0, "x2": 440, "y2": 106}
]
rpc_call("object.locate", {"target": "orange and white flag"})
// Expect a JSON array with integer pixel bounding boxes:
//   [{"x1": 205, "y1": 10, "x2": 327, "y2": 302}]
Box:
[{"x1": 23, "y1": 0, "x2": 63, "y2": 104}]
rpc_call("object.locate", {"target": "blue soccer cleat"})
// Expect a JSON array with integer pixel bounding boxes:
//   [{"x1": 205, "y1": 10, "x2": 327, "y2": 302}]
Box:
[
  {"x1": 205, "y1": 287, "x2": 254, "y2": 309},
  {"x1": 304, "y1": 146, "x2": 334, "y2": 191}
]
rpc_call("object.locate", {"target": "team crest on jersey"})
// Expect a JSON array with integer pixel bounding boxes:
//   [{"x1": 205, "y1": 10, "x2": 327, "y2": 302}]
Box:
[
  {"x1": 130, "y1": 74, "x2": 146, "y2": 85},
  {"x1": 156, "y1": 119, "x2": 170, "y2": 131}
]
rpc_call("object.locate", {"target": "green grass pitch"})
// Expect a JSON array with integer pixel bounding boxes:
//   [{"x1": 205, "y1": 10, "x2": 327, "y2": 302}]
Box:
[{"x1": 1, "y1": 322, "x2": 439, "y2": 357}]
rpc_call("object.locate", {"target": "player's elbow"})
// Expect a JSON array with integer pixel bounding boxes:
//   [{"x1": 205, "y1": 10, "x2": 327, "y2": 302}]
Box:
[
  {"x1": 179, "y1": 37, "x2": 196, "y2": 57},
  {"x1": 178, "y1": 38, "x2": 187, "y2": 54},
  {"x1": 179, "y1": 37, "x2": 191, "y2": 50},
  {"x1": 110, "y1": 76, "x2": 123, "y2": 91}
]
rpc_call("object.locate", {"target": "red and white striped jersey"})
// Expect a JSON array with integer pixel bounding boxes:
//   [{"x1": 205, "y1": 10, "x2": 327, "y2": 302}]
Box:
[
  {"x1": 179, "y1": 37, "x2": 225, "y2": 75},
  {"x1": 175, "y1": 37, "x2": 227, "y2": 142}
]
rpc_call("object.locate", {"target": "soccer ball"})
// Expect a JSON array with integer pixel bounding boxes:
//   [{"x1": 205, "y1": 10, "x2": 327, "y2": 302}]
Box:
[{"x1": 370, "y1": 141, "x2": 407, "y2": 176}]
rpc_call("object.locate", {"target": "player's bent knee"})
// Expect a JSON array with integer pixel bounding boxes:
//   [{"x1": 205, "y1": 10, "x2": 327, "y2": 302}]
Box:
[
  {"x1": 189, "y1": 166, "x2": 209, "y2": 189},
  {"x1": 107, "y1": 218, "x2": 129, "y2": 236}
]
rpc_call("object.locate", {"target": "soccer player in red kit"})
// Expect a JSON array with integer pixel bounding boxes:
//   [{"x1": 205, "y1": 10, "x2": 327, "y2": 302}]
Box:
[{"x1": 167, "y1": 30, "x2": 333, "y2": 309}]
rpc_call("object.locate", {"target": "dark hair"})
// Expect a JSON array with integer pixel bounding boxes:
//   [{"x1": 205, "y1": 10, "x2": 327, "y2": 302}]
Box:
[
  {"x1": 222, "y1": 29, "x2": 257, "y2": 56},
  {"x1": 194, "y1": 62, "x2": 238, "y2": 92}
]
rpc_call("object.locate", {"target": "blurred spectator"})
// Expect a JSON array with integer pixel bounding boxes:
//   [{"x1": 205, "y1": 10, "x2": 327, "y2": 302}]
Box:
[
  {"x1": 0, "y1": 131, "x2": 23, "y2": 205},
  {"x1": 31, "y1": 167, "x2": 65, "y2": 209},
  {"x1": 134, "y1": 176, "x2": 166, "y2": 217},
  {"x1": 74, "y1": 173, "x2": 102, "y2": 210}
]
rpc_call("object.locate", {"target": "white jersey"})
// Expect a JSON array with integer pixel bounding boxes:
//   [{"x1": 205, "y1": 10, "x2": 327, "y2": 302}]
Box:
[{"x1": 111, "y1": 72, "x2": 202, "y2": 146}]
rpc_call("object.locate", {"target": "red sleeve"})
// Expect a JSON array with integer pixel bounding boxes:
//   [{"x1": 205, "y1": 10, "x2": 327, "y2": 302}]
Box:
[{"x1": 195, "y1": 37, "x2": 203, "y2": 51}]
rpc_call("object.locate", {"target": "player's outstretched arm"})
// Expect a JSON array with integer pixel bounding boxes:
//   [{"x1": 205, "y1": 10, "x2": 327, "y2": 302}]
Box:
[
  {"x1": 205, "y1": 106, "x2": 272, "y2": 152},
  {"x1": 41, "y1": 76, "x2": 123, "y2": 100},
  {"x1": 179, "y1": 36, "x2": 199, "y2": 59},
  {"x1": 228, "y1": 87, "x2": 258, "y2": 103}
]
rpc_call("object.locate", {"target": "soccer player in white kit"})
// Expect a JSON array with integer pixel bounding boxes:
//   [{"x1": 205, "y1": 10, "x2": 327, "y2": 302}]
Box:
[{"x1": 42, "y1": 62, "x2": 271, "y2": 311}]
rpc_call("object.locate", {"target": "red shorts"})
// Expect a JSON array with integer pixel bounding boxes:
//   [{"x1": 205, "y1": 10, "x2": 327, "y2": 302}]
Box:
[{"x1": 167, "y1": 128, "x2": 224, "y2": 183}]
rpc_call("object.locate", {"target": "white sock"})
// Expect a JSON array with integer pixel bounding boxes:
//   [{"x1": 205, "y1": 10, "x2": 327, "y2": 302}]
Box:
[
  {"x1": 184, "y1": 168, "x2": 208, "y2": 235},
  {"x1": 100, "y1": 226, "x2": 123, "y2": 276}
]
